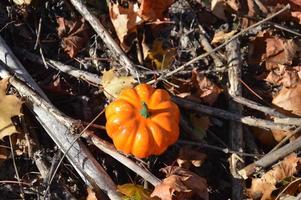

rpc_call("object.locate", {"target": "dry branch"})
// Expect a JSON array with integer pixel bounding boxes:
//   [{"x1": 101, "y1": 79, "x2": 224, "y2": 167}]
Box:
[
  {"x1": 172, "y1": 96, "x2": 294, "y2": 131},
  {"x1": 227, "y1": 39, "x2": 244, "y2": 200},
  {"x1": 69, "y1": 0, "x2": 139, "y2": 79}
]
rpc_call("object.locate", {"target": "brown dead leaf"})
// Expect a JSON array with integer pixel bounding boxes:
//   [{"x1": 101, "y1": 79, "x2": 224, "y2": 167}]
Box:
[
  {"x1": 109, "y1": 1, "x2": 142, "y2": 49},
  {"x1": 139, "y1": 0, "x2": 174, "y2": 21},
  {"x1": 191, "y1": 69, "x2": 222, "y2": 105},
  {"x1": 249, "y1": 32, "x2": 298, "y2": 70},
  {"x1": 0, "y1": 79, "x2": 23, "y2": 140},
  {"x1": 177, "y1": 147, "x2": 207, "y2": 169},
  {"x1": 211, "y1": 0, "x2": 241, "y2": 20},
  {"x1": 56, "y1": 17, "x2": 92, "y2": 58},
  {"x1": 151, "y1": 166, "x2": 208, "y2": 200},
  {"x1": 0, "y1": 144, "x2": 9, "y2": 167},
  {"x1": 275, "y1": 178, "x2": 301, "y2": 200},
  {"x1": 164, "y1": 69, "x2": 221, "y2": 105},
  {"x1": 248, "y1": 153, "x2": 301, "y2": 200}
]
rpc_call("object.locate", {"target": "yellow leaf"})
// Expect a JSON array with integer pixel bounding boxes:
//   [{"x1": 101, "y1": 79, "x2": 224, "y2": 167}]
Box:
[
  {"x1": 13, "y1": 0, "x2": 31, "y2": 5},
  {"x1": 146, "y1": 38, "x2": 176, "y2": 70},
  {"x1": 0, "y1": 79, "x2": 23, "y2": 140},
  {"x1": 101, "y1": 69, "x2": 136, "y2": 100},
  {"x1": 118, "y1": 184, "x2": 156, "y2": 200},
  {"x1": 211, "y1": 30, "x2": 237, "y2": 44}
]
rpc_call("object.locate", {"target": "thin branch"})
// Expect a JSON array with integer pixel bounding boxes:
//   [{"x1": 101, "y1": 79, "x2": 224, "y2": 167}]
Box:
[{"x1": 172, "y1": 96, "x2": 294, "y2": 131}]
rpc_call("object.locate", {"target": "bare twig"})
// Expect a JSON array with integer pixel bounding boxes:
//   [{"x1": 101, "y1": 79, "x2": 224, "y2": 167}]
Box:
[
  {"x1": 82, "y1": 131, "x2": 161, "y2": 186},
  {"x1": 172, "y1": 96, "x2": 294, "y2": 131},
  {"x1": 232, "y1": 96, "x2": 287, "y2": 118},
  {"x1": 227, "y1": 39, "x2": 244, "y2": 200},
  {"x1": 148, "y1": 4, "x2": 290, "y2": 84},
  {"x1": 239, "y1": 134, "x2": 301, "y2": 178},
  {"x1": 69, "y1": 0, "x2": 139, "y2": 79}
]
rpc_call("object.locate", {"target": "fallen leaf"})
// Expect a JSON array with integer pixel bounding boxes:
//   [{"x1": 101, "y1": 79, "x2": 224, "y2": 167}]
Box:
[
  {"x1": 211, "y1": 30, "x2": 237, "y2": 44},
  {"x1": 164, "y1": 69, "x2": 221, "y2": 105},
  {"x1": 211, "y1": 0, "x2": 240, "y2": 20},
  {"x1": 0, "y1": 79, "x2": 23, "y2": 140},
  {"x1": 0, "y1": 144, "x2": 9, "y2": 167},
  {"x1": 139, "y1": 0, "x2": 174, "y2": 21},
  {"x1": 118, "y1": 183, "x2": 156, "y2": 200},
  {"x1": 56, "y1": 17, "x2": 92, "y2": 58},
  {"x1": 248, "y1": 153, "x2": 301, "y2": 200},
  {"x1": 191, "y1": 69, "x2": 222, "y2": 105},
  {"x1": 86, "y1": 187, "x2": 98, "y2": 200},
  {"x1": 177, "y1": 147, "x2": 207, "y2": 169},
  {"x1": 109, "y1": 1, "x2": 142, "y2": 49},
  {"x1": 248, "y1": 32, "x2": 298, "y2": 70},
  {"x1": 101, "y1": 69, "x2": 136, "y2": 100},
  {"x1": 13, "y1": 0, "x2": 31, "y2": 5},
  {"x1": 145, "y1": 38, "x2": 176, "y2": 70},
  {"x1": 151, "y1": 166, "x2": 208, "y2": 200}
]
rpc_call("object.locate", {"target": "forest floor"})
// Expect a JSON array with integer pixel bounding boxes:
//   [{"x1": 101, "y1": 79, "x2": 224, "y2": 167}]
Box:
[{"x1": 1, "y1": 0, "x2": 301, "y2": 200}]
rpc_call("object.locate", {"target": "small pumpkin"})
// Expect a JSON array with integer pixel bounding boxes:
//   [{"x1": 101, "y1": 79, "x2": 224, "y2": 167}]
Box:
[{"x1": 105, "y1": 84, "x2": 180, "y2": 158}]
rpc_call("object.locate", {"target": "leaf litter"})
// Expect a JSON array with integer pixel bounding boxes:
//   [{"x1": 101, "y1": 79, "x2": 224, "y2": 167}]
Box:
[{"x1": 3, "y1": 0, "x2": 301, "y2": 199}]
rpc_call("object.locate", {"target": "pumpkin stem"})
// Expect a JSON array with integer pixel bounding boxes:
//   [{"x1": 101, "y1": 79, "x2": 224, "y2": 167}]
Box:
[{"x1": 140, "y1": 102, "x2": 150, "y2": 118}]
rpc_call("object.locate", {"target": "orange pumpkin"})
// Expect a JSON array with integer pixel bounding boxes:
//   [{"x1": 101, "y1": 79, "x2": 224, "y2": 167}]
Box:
[{"x1": 105, "y1": 84, "x2": 180, "y2": 158}]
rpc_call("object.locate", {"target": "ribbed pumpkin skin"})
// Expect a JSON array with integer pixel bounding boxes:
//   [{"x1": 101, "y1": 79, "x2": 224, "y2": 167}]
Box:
[{"x1": 105, "y1": 84, "x2": 180, "y2": 158}]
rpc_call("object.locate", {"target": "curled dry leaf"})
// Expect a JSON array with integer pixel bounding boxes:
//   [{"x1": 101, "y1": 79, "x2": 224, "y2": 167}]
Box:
[
  {"x1": 56, "y1": 17, "x2": 92, "y2": 58},
  {"x1": 86, "y1": 187, "x2": 98, "y2": 200},
  {"x1": 118, "y1": 183, "x2": 156, "y2": 200},
  {"x1": 151, "y1": 166, "x2": 208, "y2": 200},
  {"x1": 177, "y1": 147, "x2": 207, "y2": 169},
  {"x1": 275, "y1": 178, "x2": 301, "y2": 200},
  {"x1": 139, "y1": 0, "x2": 174, "y2": 21},
  {"x1": 101, "y1": 68, "x2": 136, "y2": 100},
  {"x1": 109, "y1": 1, "x2": 142, "y2": 49},
  {"x1": 0, "y1": 79, "x2": 23, "y2": 140},
  {"x1": 248, "y1": 153, "x2": 301, "y2": 200},
  {"x1": 165, "y1": 69, "x2": 221, "y2": 105},
  {"x1": 248, "y1": 32, "x2": 298, "y2": 70}
]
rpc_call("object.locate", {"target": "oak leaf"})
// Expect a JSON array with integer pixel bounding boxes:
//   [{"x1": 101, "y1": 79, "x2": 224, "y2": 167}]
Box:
[
  {"x1": 151, "y1": 166, "x2": 208, "y2": 200},
  {"x1": 0, "y1": 79, "x2": 23, "y2": 140},
  {"x1": 56, "y1": 17, "x2": 92, "y2": 58}
]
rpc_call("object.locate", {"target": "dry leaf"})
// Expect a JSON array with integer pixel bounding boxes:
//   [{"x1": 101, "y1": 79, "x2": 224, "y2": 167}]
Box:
[
  {"x1": 189, "y1": 114, "x2": 210, "y2": 140},
  {"x1": 151, "y1": 166, "x2": 208, "y2": 200},
  {"x1": 0, "y1": 145, "x2": 9, "y2": 167},
  {"x1": 109, "y1": 1, "x2": 142, "y2": 48},
  {"x1": 177, "y1": 147, "x2": 207, "y2": 169},
  {"x1": 139, "y1": 0, "x2": 174, "y2": 21},
  {"x1": 0, "y1": 79, "x2": 23, "y2": 140},
  {"x1": 101, "y1": 69, "x2": 136, "y2": 100},
  {"x1": 145, "y1": 38, "x2": 176, "y2": 70},
  {"x1": 86, "y1": 187, "x2": 98, "y2": 200},
  {"x1": 13, "y1": 0, "x2": 31, "y2": 5},
  {"x1": 275, "y1": 178, "x2": 301, "y2": 200},
  {"x1": 248, "y1": 153, "x2": 301, "y2": 200},
  {"x1": 210, "y1": 0, "x2": 240, "y2": 20},
  {"x1": 191, "y1": 69, "x2": 222, "y2": 105},
  {"x1": 118, "y1": 183, "x2": 156, "y2": 200},
  {"x1": 56, "y1": 17, "x2": 92, "y2": 58},
  {"x1": 211, "y1": 30, "x2": 237, "y2": 44},
  {"x1": 164, "y1": 69, "x2": 221, "y2": 105}
]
